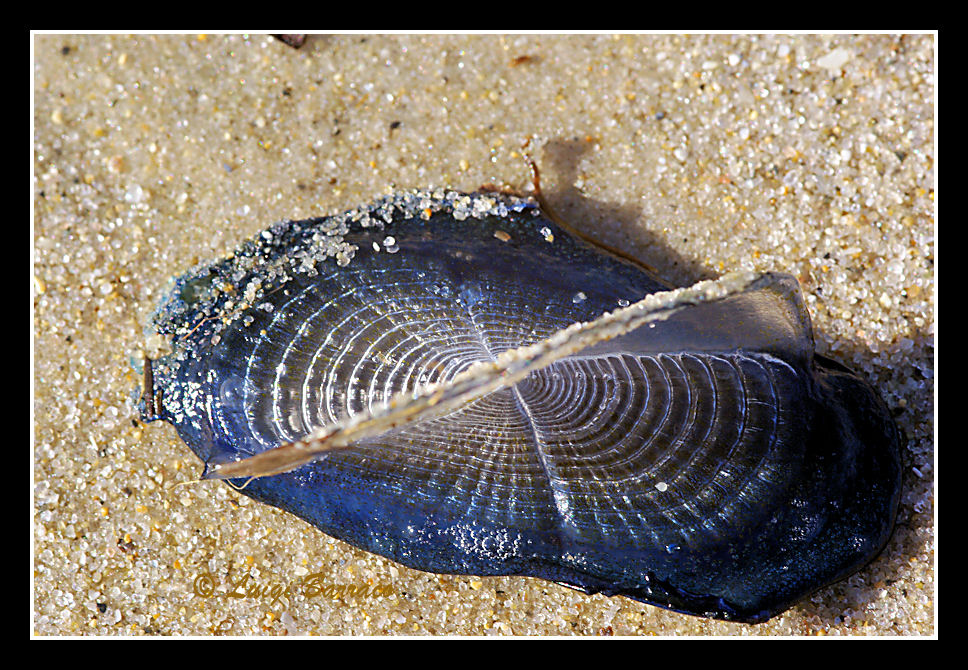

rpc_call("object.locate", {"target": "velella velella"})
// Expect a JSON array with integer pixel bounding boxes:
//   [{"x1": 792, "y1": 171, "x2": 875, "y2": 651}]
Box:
[{"x1": 138, "y1": 188, "x2": 901, "y2": 623}]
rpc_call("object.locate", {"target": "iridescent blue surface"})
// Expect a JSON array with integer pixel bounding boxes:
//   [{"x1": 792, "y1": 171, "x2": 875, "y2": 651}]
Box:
[{"x1": 140, "y1": 191, "x2": 901, "y2": 622}]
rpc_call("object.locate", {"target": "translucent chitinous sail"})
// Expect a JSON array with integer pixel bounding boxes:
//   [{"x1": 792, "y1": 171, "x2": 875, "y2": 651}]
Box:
[{"x1": 140, "y1": 190, "x2": 901, "y2": 623}]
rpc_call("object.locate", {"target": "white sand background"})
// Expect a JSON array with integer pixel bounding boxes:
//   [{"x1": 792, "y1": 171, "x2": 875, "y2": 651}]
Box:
[{"x1": 33, "y1": 33, "x2": 935, "y2": 636}]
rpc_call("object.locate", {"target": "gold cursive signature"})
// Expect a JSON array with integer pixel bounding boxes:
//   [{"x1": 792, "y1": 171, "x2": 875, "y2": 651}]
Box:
[{"x1": 192, "y1": 571, "x2": 395, "y2": 607}]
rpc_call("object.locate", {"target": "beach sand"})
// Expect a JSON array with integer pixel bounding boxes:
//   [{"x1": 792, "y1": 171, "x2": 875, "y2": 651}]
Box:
[{"x1": 33, "y1": 33, "x2": 935, "y2": 636}]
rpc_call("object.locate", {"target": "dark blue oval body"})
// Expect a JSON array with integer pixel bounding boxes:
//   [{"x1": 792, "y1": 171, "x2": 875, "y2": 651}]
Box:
[{"x1": 141, "y1": 191, "x2": 901, "y2": 622}]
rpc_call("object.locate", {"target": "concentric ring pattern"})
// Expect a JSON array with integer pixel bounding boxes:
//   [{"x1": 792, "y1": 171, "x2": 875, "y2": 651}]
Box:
[
  {"x1": 145, "y1": 191, "x2": 902, "y2": 622},
  {"x1": 224, "y1": 263, "x2": 805, "y2": 554}
]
